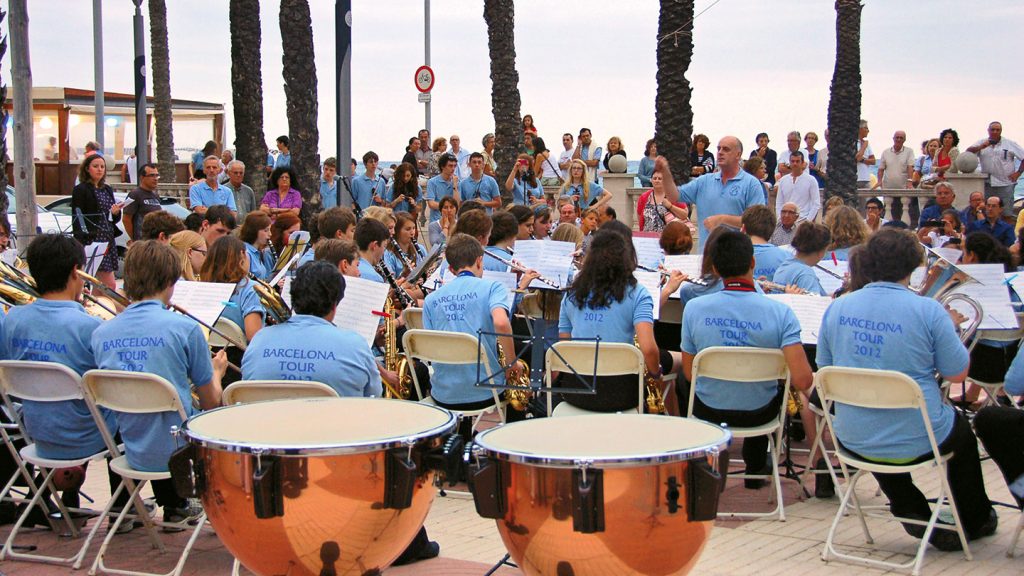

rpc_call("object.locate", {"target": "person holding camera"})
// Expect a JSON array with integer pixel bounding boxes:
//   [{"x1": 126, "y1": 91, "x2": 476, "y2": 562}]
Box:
[{"x1": 506, "y1": 153, "x2": 546, "y2": 208}]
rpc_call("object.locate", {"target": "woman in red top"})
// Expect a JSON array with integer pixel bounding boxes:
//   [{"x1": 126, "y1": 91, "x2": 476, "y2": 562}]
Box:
[
  {"x1": 636, "y1": 171, "x2": 690, "y2": 232},
  {"x1": 934, "y1": 128, "x2": 960, "y2": 177}
]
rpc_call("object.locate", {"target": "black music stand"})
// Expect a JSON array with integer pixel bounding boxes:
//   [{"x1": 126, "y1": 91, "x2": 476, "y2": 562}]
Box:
[{"x1": 473, "y1": 329, "x2": 602, "y2": 398}]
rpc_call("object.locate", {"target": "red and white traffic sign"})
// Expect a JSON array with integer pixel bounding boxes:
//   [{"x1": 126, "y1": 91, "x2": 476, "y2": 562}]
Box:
[{"x1": 414, "y1": 65, "x2": 435, "y2": 93}]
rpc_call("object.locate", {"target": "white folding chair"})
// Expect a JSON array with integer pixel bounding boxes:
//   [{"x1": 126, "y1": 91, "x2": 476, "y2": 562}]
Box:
[
  {"x1": 962, "y1": 319, "x2": 1024, "y2": 409},
  {"x1": 0, "y1": 395, "x2": 40, "y2": 520},
  {"x1": 207, "y1": 317, "x2": 247, "y2": 350},
  {"x1": 817, "y1": 366, "x2": 972, "y2": 575},
  {"x1": 222, "y1": 380, "x2": 338, "y2": 405},
  {"x1": 81, "y1": 369, "x2": 208, "y2": 576},
  {"x1": 401, "y1": 307, "x2": 424, "y2": 330},
  {"x1": 1010, "y1": 508, "x2": 1024, "y2": 558},
  {"x1": 544, "y1": 341, "x2": 645, "y2": 417},
  {"x1": 802, "y1": 387, "x2": 844, "y2": 500},
  {"x1": 688, "y1": 347, "x2": 790, "y2": 521},
  {"x1": 0, "y1": 360, "x2": 122, "y2": 567},
  {"x1": 402, "y1": 329, "x2": 506, "y2": 431}
]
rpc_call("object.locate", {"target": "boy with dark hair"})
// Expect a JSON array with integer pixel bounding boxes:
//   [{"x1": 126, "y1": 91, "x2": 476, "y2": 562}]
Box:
[
  {"x1": 315, "y1": 238, "x2": 360, "y2": 278},
  {"x1": 141, "y1": 210, "x2": 186, "y2": 242},
  {"x1": 484, "y1": 212, "x2": 518, "y2": 272},
  {"x1": 741, "y1": 205, "x2": 789, "y2": 282},
  {"x1": 200, "y1": 204, "x2": 237, "y2": 247},
  {"x1": 353, "y1": 218, "x2": 390, "y2": 283}
]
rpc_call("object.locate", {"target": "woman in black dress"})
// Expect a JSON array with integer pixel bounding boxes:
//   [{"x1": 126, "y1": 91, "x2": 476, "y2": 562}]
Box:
[{"x1": 71, "y1": 155, "x2": 124, "y2": 289}]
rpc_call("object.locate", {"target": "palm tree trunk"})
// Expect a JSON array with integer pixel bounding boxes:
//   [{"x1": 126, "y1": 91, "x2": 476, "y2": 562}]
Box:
[
  {"x1": 826, "y1": 0, "x2": 863, "y2": 206},
  {"x1": 483, "y1": 0, "x2": 522, "y2": 205},
  {"x1": 9, "y1": 0, "x2": 36, "y2": 250},
  {"x1": 0, "y1": 6, "x2": 10, "y2": 222},
  {"x1": 230, "y1": 0, "x2": 267, "y2": 199},
  {"x1": 655, "y1": 0, "x2": 694, "y2": 184},
  {"x1": 148, "y1": 0, "x2": 175, "y2": 182},
  {"x1": 279, "y1": 0, "x2": 320, "y2": 211}
]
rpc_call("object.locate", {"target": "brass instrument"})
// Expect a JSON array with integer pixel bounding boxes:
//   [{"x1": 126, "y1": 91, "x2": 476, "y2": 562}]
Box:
[
  {"x1": 0, "y1": 282, "x2": 35, "y2": 306},
  {"x1": 786, "y1": 385, "x2": 804, "y2": 416},
  {"x1": 483, "y1": 249, "x2": 562, "y2": 289},
  {"x1": 249, "y1": 273, "x2": 292, "y2": 324},
  {"x1": 77, "y1": 270, "x2": 130, "y2": 308},
  {"x1": 380, "y1": 297, "x2": 412, "y2": 399},
  {"x1": 635, "y1": 336, "x2": 666, "y2": 415},
  {"x1": 938, "y1": 292, "x2": 984, "y2": 345},
  {"x1": 497, "y1": 341, "x2": 531, "y2": 412},
  {"x1": 756, "y1": 277, "x2": 811, "y2": 295},
  {"x1": 0, "y1": 260, "x2": 36, "y2": 291}
]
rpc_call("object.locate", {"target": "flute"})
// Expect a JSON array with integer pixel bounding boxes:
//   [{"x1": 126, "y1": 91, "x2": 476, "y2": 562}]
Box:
[
  {"x1": 814, "y1": 263, "x2": 844, "y2": 280},
  {"x1": 636, "y1": 264, "x2": 710, "y2": 287},
  {"x1": 483, "y1": 249, "x2": 562, "y2": 289},
  {"x1": 756, "y1": 278, "x2": 810, "y2": 295}
]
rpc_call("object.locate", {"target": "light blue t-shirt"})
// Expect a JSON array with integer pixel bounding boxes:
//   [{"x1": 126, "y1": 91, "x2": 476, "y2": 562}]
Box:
[
  {"x1": 580, "y1": 145, "x2": 603, "y2": 182},
  {"x1": 422, "y1": 273, "x2": 510, "y2": 404},
  {"x1": 222, "y1": 278, "x2": 265, "y2": 330},
  {"x1": 92, "y1": 300, "x2": 214, "y2": 472},
  {"x1": 189, "y1": 180, "x2": 238, "y2": 211},
  {"x1": 383, "y1": 244, "x2": 426, "y2": 278},
  {"x1": 357, "y1": 258, "x2": 385, "y2": 284},
  {"x1": 677, "y1": 277, "x2": 765, "y2": 307},
  {"x1": 681, "y1": 288, "x2": 801, "y2": 410},
  {"x1": 319, "y1": 177, "x2": 338, "y2": 209},
  {"x1": 426, "y1": 175, "x2": 456, "y2": 222},
  {"x1": 4, "y1": 300, "x2": 117, "y2": 460},
  {"x1": 1005, "y1": 348, "x2": 1024, "y2": 396},
  {"x1": 351, "y1": 174, "x2": 385, "y2": 211},
  {"x1": 509, "y1": 178, "x2": 544, "y2": 207},
  {"x1": 559, "y1": 283, "x2": 654, "y2": 344},
  {"x1": 241, "y1": 314, "x2": 381, "y2": 397},
  {"x1": 816, "y1": 282, "x2": 968, "y2": 460},
  {"x1": 246, "y1": 242, "x2": 275, "y2": 281},
  {"x1": 191, "y1": 151, "x2": 205, "y2": 172},
  {"x1": 772, "y1": 257, "x2": 826, "y2": 295},
  {"x1": 561, "y1": 182, "x2": 605, "y2": 208},
  {"x1": 275, "y1": 152, "x2": 291, "y2": 169},
  {"x1": 483, "y1": 246, "x2": 512, "y2": 273},
  {"x1": 676, "y1": 170, "x2": 765, "y2": 247},
  {"x1": 460, "y1": 175, "x2": 502, "y2": 211},
  {"x1": 753, "y1": 243, "x2": 790, "y2": 282}
]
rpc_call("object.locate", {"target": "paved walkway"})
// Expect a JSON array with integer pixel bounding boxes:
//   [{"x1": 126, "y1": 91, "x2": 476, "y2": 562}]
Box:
[{"x1": 1, "y1": 440, "x2": 1021, "y2": 575}]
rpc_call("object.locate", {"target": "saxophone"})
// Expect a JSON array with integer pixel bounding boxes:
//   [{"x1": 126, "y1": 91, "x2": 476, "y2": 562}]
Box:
[
  {"x1": 786, "y1": 385, "x2": 804, "y2": 416},
  {"x1": 497, "y1": 342, "x2": 531, "y2": 412},
  {"x1": 381, "y1": 297, "x2": 412, "y2": 399},
  {"x1": 635, "y1": 336, "x2": 666, "y2": 414}
]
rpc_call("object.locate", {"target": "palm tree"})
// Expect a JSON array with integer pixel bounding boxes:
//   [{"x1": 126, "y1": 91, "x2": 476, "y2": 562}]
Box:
[
  {"x1": 148, "y1": 0, "x2": 175, "y2": 182},
  {"x1": 279, "y1": 0, "x2": 320, "y2": 211},
  {"x1": 230, "y1": 0, "x2": 268, "y2": 198},
  {"x1": 0, "y1": 6, "x2": 10, "y2": 221},
  {"x1": 825, "y1": 0, "x2": 863, "y2": 206},
  {"x1": 483, "y1": 0, "x2": 522, "y2": 205},
  {"x1": 654, "y1": 0, "x2": 694, "y2": 184}
]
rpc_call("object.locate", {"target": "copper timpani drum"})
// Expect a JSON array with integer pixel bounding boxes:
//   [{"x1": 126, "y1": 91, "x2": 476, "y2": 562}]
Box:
[
  {"x1": 469, "y1": 414, "x2": 731, "y2": 576},
  {"x1": 169, "y1": 398, "x2": 461, "y2": 576}
]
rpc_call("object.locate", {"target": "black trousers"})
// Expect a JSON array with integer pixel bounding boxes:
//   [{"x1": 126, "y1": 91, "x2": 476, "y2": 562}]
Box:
[
  {"x1": 974, "y1": 406, "x2": 1024, "y2": 504},
  {"x1": 559, "y1": 349, "x2": 673, "y2": 413},
  {"x1": 688, "y1": 389, "x2": 784, "y2": 473},
  {"x1": 846, "y1": 412, "x2": 993, "y2": 532},
  {"x1": 968, "y1": 342, "x2": 1019, "y2": 383}
]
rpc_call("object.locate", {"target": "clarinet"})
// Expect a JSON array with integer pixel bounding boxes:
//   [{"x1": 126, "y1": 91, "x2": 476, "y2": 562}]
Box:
[
  {"x1": 389, "y1": 234, "x2": 417, "y2": 277},
  {"x1": 267, "y1": 238, "x2": 279, "y2": 262},
  {"x1": 374, "y1": 260, "x2": 415, "y2": 308}
]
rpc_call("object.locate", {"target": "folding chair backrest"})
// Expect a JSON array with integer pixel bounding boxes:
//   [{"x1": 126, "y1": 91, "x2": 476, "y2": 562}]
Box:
[
  {"x1": 545, "y1": 341, "x2": 644, "y2": 377},
  {"x1": 691, "y1": 347, "x2": 788, "y2": 382},
  {"x1": 402, "y1": 307, "x2": 424, "y2": 330},
  {"x1": 815, "y1": 366, "x2": 924, "y2": 411},
  {"x1": 223, "y1": 380, "x2": 339, "y2": 405},
  {"x1": 82, "y1": 370, "x2": 188, "y2": 420},
  {"x1": 0, "y1": 360, "x2": 84, "y2": 403},
  {"x1": 403, "y1": 329, "x2": 494, "y2": 373},
  {"x1": 209, "y1": 317, "x2": 247, "y2": 349}
]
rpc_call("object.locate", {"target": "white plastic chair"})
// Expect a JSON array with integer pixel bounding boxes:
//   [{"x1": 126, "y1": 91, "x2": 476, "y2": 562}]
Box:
[
  {"x1": 802, "y1": 388, "x2": 844, "y2": 500},
  {"x1": 0, "y1": 361, "x2": 120, "y2": 567},
  {"x1": 81, "y1": 369, "x2": 208, "y2": 576},
  {"x1": 1010, "y1": 508, "x2": 1024, "y2": 558},
  {"x1": 689, "y1": 347, "x2": 790, "y2": 521},
  {"x1": 222, "y1": 380, "x2": 338, "y2": 405},
  {"x1": 402, "y1": 329, "x2": 506, "y2": 431},
  {"x1": 401, "y1": 307, "x2": 424, "y2": 330},
  {"x1": 544, "y1": 341, "x2": 645, "y2": 417},
  {"x1": 962, "y1": 318, "x2": 1024, "y2": 409},
  {"x1": 816, "y1": 366, "x2": 972, "y2": 575},
  {"x1": 207, "y1": 317, "x2": 247, "y2": 350}
]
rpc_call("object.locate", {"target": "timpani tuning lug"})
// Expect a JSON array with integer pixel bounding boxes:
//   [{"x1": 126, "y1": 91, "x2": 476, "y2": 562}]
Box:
[
  {"x1": 572, "y1": 462, "x2": 605, "y2": 534},
  {"x1": 383, "y1": 445, "x2": 418, "y2": 509},
  {"x1": 468, "y1": 454, "x2": 507, "y2": 519},
  {"x1": 252, "y1": 454, "x2": 284, "y2": 519},
  {"x1": 665, "y1": 476, "x2": 681, "y2": 514},
  {"x1": 687, "y1": 458, "x2": 725, "y2": 522},
  {"x1": 168, "y1": 443, "x2": 204, "y2": 499}
]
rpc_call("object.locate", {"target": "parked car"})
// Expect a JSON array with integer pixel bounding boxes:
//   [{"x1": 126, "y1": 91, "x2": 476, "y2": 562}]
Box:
[
  {"x1": 44, "y1": 193, "x2": 190, "y2": 254},
  {"x1": 5, "y1": 186, "x2": 75, "y2": 248}
]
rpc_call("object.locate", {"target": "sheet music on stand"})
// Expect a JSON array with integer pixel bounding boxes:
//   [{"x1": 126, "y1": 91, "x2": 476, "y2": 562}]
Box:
[
  {"x1": 948, "y1": 263, "x2": 1016, "y2": 330},
  {"x1": 280, "y1": 276, "x2": 293, "y2": 309},
  {"x1": 333, "y1": 275, "x2": 392, "y2": 346},
  {"x1": 631, "y1": 237, "x2": 664, "y2": 270},
  {"x1": 82, "y1": 243, "x2": 108, "y2": 276},
  {"x1": 662, "y1": 255, "x2": 702, "y2": 278},
  {"x1": 767, "y1": 294, "x2": 831, "y2": 345},
  {"x1": 513, "y1": 239, "x2": 574, "y2": 289},
  {"x1": 170, "y1": 281, "x2": 235, "y2": 328},
  {"x1": 269, "y1": 252, "x2": 302, "y2": 287},
  {"x1": 634, "y1": 270, "x2": 662, "y2": 321},
  {"x1": 482, "y1": 270, "x2": 518, "y2": 310},
  {"x1": 814, "y1": 260, "x2": 848, "y2": 295},
  {"x1": 424, "y1": 259, "x2": 450, "y2": 292},
  {"x1": 408, "y1": 243, "x2": 445, "y2": 285}
]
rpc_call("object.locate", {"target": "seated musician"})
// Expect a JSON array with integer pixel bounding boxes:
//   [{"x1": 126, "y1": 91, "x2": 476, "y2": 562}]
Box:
[
  {"x1": 681, "y1": 229, "x2": 812, "y2": 485},
  {"x1": 92, "y1": 240, "x2": 227, "y2": 526},
  {"x1": 140, "y1": 209, "x2": 186, "y2": 243},
  {"x1": 297, "y1": 207, "x2": 357, "y2": 268},
  {"x1": 771, "y1": 221, "x2": 830, "y2": 295},
  {"x1": 355, "y1": 217, "x2": 391, "y2": 284},
  {"x1": 199, "y1": 235, "x2": 265, "y2": 341},
  {"x1": 3, "y1": 235, "x2": 128, "y2": 523},
  {"x1": 239, "y1": 211, "x2": 275, "y2": 281},
  {"x1": 242, "y1": 261, "x2": 382, "y2": 397},
  {"x1": 198, "y1": 204, "x2": 237, "y2": 249},
  {"x1": 383, "y1": 211, "x2": 426, "y2": 277},
  {"x1": 974, "y1": 353, "x2": 1024, "y2": 510},
  {"x1": 315, "y1": 238, "x2": 361, "y2": 278},
  {"x1": 422, "y1": 233, "x2": 524, "y2": 425},
  {"x1": 742, "y1": 205, "x2": 790, "y2": 283},
  {"x1": 816, "y1": 228, "x2": 996, "y2": 550},
  {"x1": 168, "y1": 231, "x2": 207, "y2": 281},
  {"x1": 558, "y1": 228, "x2": 676, "y2": 412},
  {"x1": 483, "y1": 211, "x2": 518, "y2": 272}
]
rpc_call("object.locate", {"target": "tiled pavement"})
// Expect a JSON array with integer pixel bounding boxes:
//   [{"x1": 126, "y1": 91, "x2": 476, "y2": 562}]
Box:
[{"x1": 1, "y1": 440, "x2": 1021, "y2": 575}]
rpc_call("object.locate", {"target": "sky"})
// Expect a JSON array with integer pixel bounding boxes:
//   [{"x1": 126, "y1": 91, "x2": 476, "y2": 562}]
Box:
[{"x1": 3, "y1": 0, "x2": 1023, "y2": 162}]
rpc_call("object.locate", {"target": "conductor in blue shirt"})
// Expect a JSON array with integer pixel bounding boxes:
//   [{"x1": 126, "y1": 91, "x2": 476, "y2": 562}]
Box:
[
  {"x1": 816, "y1": 228, "x2": 996, "y2": 550},
  {"x1": 657, "y1": 135, "x2": 766, "y2": 248},
  {"x1": 242, "y1": 261, "x2": 382, "y2": 397}
]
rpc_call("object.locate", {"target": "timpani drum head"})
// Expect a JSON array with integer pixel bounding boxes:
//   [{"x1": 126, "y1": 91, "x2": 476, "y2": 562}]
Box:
[
  {"x1": 474, "y1": 414, "x2": 730, "y2": 468},
  {"x1": 181, "y1": 397, "x2": 457, "y2": 456}
]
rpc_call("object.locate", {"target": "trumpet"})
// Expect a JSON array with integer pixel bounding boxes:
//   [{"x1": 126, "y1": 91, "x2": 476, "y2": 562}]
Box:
[
  {"x1": 636, "y1": 264, "x2": 710, "y2": 287},
  {"x1": 756, "y1": 278, "x2": 810, "y2": 295},
  {"x1": 483, "y1": 249, "x2": 562, "y2": 289}
]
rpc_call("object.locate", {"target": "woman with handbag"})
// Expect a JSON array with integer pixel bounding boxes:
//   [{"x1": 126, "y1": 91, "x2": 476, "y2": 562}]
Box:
[{"x1": 71, "y1": 155, "x2": 124, "y2": 290}]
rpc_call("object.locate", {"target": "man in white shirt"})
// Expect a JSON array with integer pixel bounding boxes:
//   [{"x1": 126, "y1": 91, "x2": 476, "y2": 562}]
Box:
[
  {"x1": 573, "y1": 128, "x2": 602, "y2": 183},
  {"x1": 558, "y1": 133, "x2": 574, "y2": 181},
  {"x1": 875, "y1": 130, "x2": 916, "y2": 224},
  {"x1": 966, "y1": 121, "x2": 1024, "y2": 217},
  {"x1": 775, "y1": 151, "x2": 820, "y2": 222},
  {"x1": 449, "y1": 134, "x2": 471, "y2": 181},
  {"x1": 776, "y1": 131, "x2": 802, "y2": 178},
  {"x1": 855, "y1": 120, "x2": 876, "y2": 189}
]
